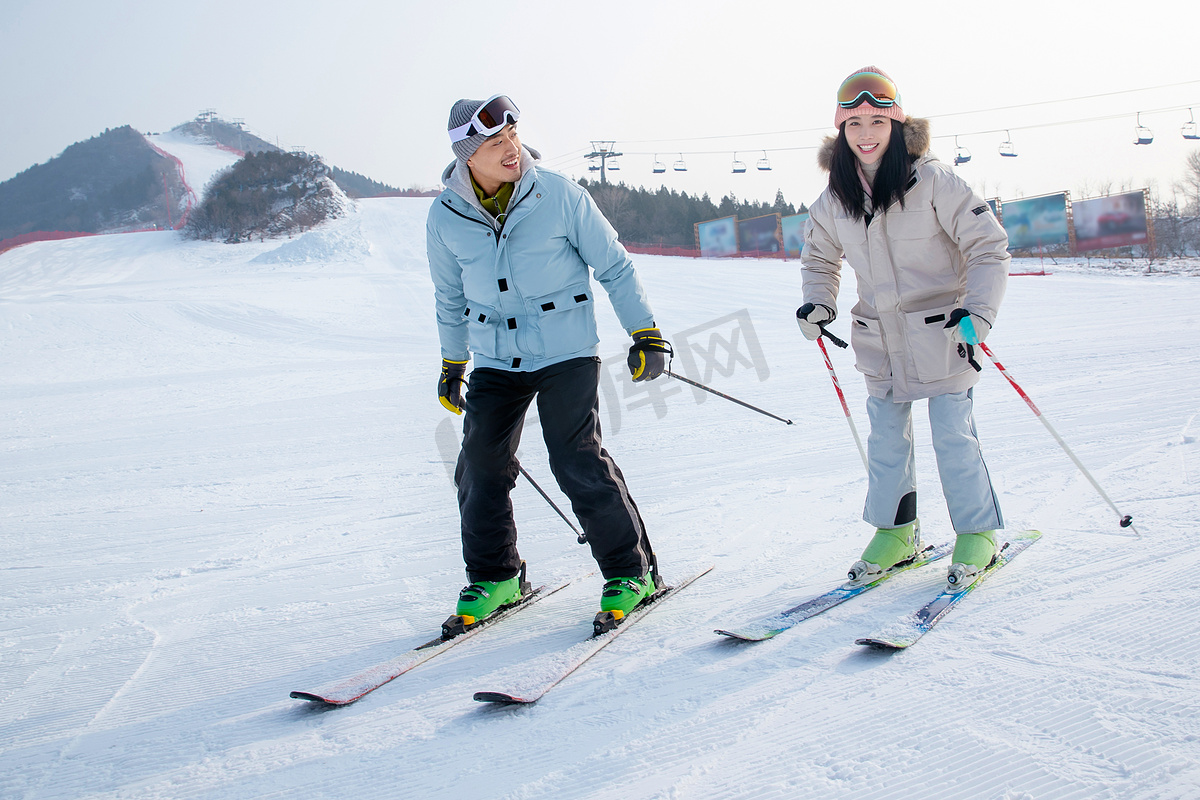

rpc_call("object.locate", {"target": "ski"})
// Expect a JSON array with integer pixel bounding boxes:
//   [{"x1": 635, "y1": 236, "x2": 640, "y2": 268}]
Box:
[
  {"x1": 289, "y1": 577, "x2": 572, "y2": 705},
  {"x1": 856, "y1": 530, "x2": 1042, "y2": 650},
  {"x1": 473, "y1": 565, "x2": 714, "y2": 705},
  {"x1": 714, "y1": 542, "x2": 953, "y2": 641}
]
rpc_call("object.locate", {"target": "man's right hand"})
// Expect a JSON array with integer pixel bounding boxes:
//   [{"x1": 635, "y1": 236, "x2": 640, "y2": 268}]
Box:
[
  {"x1": 796, "y1": 303, "x2": 835, "y2": 341},
  {"x1": 438, "y1": 359, "x2": 468, "y2": 414}
]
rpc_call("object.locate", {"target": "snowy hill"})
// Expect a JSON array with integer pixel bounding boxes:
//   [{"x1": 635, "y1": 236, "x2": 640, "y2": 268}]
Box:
[
  {"x1": 0, "y1": 126, "x2": 188, "y2": 241},
  {"x1": 3, "y1": 138, "x2": 1200, "y2": 799}
]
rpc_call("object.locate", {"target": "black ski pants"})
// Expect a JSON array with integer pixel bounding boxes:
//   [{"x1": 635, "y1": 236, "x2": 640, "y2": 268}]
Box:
[{"x1": 454, "y1": 356, "x2": 654, "y2": 582}]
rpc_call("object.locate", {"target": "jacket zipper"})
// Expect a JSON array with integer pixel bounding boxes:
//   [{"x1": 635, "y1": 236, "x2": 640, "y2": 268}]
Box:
[
  {"x1": 440, "y1": 200, "x2": 491, "y2": 231},
  {"x1": 498, "y1": 180, "x2": 535, "y2": 236}
]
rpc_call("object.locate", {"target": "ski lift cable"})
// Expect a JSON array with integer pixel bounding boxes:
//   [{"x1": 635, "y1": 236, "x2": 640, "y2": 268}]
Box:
[
  {"x1": 545, "y1": 97, "x2": 1200, "y2": 168},
  {"x1": 927, "y1": 101, "x2": 1200, "y2": 141},
  {"x1": 613, "y1": 80, "x2": 1200, "y2": 147},
  {"x1": 924, "y1": 78, "x2": 1200, "y2": 121},
  {"x1": 621, "y1": 144, "x2": 820, "y2": 157}
]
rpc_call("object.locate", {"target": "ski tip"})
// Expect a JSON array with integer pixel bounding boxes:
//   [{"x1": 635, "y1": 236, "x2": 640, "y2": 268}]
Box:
[
  {"x1": 855, "y1": 637, "x2": 907, "y2": 651},
  {"x1": 714, "y1": 628, "x2": 773, "y2": 642},
  {"x1": 473, "y1": 691, "x2": 533, "y2": 705},
  {"x1": 289, "y1": 691, "x2": 348, "y2": 705}
]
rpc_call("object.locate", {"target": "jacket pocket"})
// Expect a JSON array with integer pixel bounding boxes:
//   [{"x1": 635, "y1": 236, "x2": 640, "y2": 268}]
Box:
[
  {"x1": 834, "y1": 215, "x2": 868, "y2": 245},
  {"x1": 887, "y1": 208, "x2": 939, "y2": 240},
  {"x1": 904, "y1": 304, "x2": 972, "y2": 382},
  {"x1": 850, "y1": 313, "x2": 890, "y2": 379},
  {"x1": 527, "y1": 283, "x2": 599, "y2": 357},
  {"x1": 463, "y1": 301, "x2": 503, "y2": 360}
]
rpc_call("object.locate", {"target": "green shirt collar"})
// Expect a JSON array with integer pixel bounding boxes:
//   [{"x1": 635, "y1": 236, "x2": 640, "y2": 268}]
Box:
[{"x1": 471, "y1": 176, "x2": 515, "y2": 220}]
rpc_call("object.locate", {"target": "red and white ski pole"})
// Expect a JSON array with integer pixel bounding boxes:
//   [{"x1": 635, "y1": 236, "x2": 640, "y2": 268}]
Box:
[
  {"x1": 817, "y1": 334, "x2": 869, "y2": 473},
  {"x1": 978, "y1": 342, "x2": 1138, "y2": 535}
]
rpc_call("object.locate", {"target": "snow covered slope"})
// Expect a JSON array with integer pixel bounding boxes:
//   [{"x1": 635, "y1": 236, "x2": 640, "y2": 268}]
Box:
[
  {"x1": 3, "y1": 186, "x2": 1199, "y2": 798},
  {"x1": 148, "y1": 129, "x2": 242, "y2": 202}
]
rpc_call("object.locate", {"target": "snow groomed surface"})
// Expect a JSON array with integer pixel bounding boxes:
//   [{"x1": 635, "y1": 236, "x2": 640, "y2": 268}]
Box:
[{"x1": 4, "y1": 133, "x2": 1200, "y2": 800}]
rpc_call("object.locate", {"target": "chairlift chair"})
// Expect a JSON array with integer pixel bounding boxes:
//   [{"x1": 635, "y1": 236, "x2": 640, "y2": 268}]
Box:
[
  {"x1": 1133, "y1": 113, "x2": 1153, "y2": 145},
  {"x1": 1183, "y1": 109, "x2": 1200, "y2": 141},
  {"x1": 652, "y1": 155, "x2": 666, "y2": 174},
  {"x1": 732, "y1": 153, "x2": 747, "y2": 174},
  {"x1": 673, "y1": 154, "x2": 688, "y2": 172},
  {"x1": 588, "y1": 163, "x2": 601, "y2": 172},
  {"x1": 756, "y1": 151, "x2": 772, "y2": 171},
  {"x1": 608, "y1": 158, "x2": 621, "y2": 171},
  {"x1": 998, "y1": 131, "x2": 1017, "y2": 158},
  {"x1": 953, "y1": 136, "x2": 971, "y2": 166}
]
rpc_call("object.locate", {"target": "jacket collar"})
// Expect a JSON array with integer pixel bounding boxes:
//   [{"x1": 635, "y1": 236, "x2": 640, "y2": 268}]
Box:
[{"x1": 441, "y1": 145, "x2": 541, "y2": 228}]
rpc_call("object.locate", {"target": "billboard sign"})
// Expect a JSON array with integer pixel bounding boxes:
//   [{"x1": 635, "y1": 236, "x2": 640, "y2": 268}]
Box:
[
  {"x1": 1073, "y1": 191, "x2": 1149, "y2": 252},
  {"x1": 696, "y1": 216, "x2": 738, "y2": 257},
  {"x1": 1001, "y1": 193, "x2": 1069, "y2": 250},
  {"x1": 737, "y1": 213, "x2": 782, "y2": 254},
  {"x1": 781, "y1": 212, "x2": 809, "y2": 257}
]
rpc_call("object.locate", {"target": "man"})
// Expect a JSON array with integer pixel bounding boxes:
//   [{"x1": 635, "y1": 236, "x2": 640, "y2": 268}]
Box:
[{"x1": 427, "y1": 94, "x2": 671, "y2": 633}]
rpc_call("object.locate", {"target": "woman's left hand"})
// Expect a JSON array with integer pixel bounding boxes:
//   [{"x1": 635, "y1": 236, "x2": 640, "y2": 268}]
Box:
[{"x1": 944, "y1": 309, "x2": 991, "y2": 345}]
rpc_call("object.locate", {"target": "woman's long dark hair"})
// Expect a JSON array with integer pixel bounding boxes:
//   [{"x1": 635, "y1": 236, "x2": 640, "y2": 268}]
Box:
[{"x1": 829, "y1": 119, "x2": 911, "y2": 221}]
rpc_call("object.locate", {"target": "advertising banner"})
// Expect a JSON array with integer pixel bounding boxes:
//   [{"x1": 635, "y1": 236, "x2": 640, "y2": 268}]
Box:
[
  {"x1": 1072, "y1": 191, "x2": 1149, "y2": 252},
  {"x1": 1001, "y1": 193, "x2": 1069, "y2": 250},
  {"x1": 695, "y1": 216, "x2": 738, "y2": 258},
  {"x1": 781, "y1": 212, "x2": 809, "y2": 257},
  {"x1": 737, "y1": 213, "x2": 782, "y2": 254}
]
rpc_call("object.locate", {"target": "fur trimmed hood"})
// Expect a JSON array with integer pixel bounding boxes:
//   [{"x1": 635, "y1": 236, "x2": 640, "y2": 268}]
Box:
[{"x1": 816, "y1": 117, "x2": 930, "y2": 172}]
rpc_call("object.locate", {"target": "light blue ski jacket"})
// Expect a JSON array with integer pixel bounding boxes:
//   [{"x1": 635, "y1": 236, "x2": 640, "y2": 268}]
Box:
[{"x1": 427, "y1": 147, "x2": 655, "y2": 372}]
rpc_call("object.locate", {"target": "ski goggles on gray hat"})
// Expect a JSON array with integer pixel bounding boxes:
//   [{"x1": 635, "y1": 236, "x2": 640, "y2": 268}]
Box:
[{"x1": 449, "y1": 94, "x2": 520, "y2": 143}]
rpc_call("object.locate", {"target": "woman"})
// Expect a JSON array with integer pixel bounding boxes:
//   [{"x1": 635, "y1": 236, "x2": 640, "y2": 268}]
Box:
[{"x1": 798, "y1": 67, "x2": 1010, "y2": 590}]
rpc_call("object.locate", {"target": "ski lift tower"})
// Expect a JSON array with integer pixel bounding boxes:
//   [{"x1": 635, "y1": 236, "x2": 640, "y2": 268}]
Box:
[
  {"x1": 585, "y1": 141, "x2": 622, "y2": 185},
  {"x1": 231, "y1": 118, "x2": 246, "y2": 151},
  {"x1": 197, "y1": 108, "x2": 218, "y2": 140}
]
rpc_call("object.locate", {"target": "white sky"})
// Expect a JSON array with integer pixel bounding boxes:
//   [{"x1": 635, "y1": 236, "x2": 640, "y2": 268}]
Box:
[{"x1": 2, "y1": 0, "x2": 1199, "y2": 210}]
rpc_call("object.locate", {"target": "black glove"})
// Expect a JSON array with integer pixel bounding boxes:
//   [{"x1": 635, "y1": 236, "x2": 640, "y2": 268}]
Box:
[
  {"x1": 627, "y1": 327, "x2": 672, "y2": 382},
  {"x1": 796, "y1": 303, "x2": 835, "y2": 341},
  {"x1": 438, "y1": 359, "x2": 468, "y2": 414}
]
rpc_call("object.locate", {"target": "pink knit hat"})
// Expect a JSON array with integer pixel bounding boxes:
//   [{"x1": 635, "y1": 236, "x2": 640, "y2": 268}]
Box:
[{"x1": 834, "y1": 66, "x2": 906, "y2": 128}]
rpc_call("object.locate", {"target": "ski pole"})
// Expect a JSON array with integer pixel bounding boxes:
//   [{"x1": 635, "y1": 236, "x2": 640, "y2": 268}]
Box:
[
  {"x1": 820, "y1": 328, "x2": 849, "y2": 349},
  {"x1": 978, "y1": 342, "x2": 1138, "y2": 535},
  {"x1": 517, "y1": 463, "x2": 587, "y2": 544},
  {"x1": 817, "y1": 335, "x2": 869, "y2": 472},
  {"x1": 665, "y1": 370, "x2": 793, "y2": 425}
]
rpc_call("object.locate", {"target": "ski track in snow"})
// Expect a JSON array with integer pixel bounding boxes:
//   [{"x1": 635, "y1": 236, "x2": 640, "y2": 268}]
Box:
[{"x1": 3, "y1": 143, "x2": 1200, "y2": 799}]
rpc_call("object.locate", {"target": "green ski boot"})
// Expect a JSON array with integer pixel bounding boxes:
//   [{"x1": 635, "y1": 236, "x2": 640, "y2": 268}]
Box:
[
  {"x1": 593, "y1": 572, "x2": 660, "y2": 635},
  {"x1": 946, "y1": 530, "x2": 998, "y2": 591},
  {"x1": 442, "y1": 562, "x2": 528, "y2": 639},
  {"x1": 848, "y1": 520, "x2": 921, "y2": 583}
]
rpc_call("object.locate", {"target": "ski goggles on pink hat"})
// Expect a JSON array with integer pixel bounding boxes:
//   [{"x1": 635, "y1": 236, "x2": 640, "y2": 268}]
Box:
[
  {"x1": 448, "y1": 95, "x2": 521, "y2": 143},
  {"x1": 837, "y1": 71, "x2": 901, "y2": 109}
]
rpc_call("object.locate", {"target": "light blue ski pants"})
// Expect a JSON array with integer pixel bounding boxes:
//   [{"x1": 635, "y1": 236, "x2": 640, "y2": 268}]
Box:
[{"x1": 863, "y1": 389, "x2": 1003, "y2": 534}]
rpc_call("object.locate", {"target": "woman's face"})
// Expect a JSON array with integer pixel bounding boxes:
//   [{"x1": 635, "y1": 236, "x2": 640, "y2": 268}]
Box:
[{"x1": 843, "y1": 113, "x2": 892, "y2": 167}]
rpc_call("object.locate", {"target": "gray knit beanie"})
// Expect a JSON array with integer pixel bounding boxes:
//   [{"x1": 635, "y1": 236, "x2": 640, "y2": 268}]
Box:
[{"x1": 449, "y1": 99, "x2": 489, "y2": 162}]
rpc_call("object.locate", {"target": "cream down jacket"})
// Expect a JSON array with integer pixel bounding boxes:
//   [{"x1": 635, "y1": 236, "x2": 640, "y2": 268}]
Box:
[{"x1": 801, "y1": 118, "x2": 1010, "y2": 402}]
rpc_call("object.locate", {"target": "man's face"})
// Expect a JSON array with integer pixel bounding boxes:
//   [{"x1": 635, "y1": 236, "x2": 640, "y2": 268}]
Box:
[{"x1": 467, "y1": 124, "x2": 522, "y2": 192}]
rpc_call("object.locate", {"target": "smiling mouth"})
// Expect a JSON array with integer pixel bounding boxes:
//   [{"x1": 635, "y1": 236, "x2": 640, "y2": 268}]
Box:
[{"x1": 858, "y1": 143, "x2": 879, "y2": 153}]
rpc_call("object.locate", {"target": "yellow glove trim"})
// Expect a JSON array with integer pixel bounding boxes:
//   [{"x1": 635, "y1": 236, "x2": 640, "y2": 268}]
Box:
[
  {"x1": 630, "y1": 351, "x2": 647, "y2": 380},
  {"x1": 439, "y1": 395, "x2": 464, "y2": 415}
]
